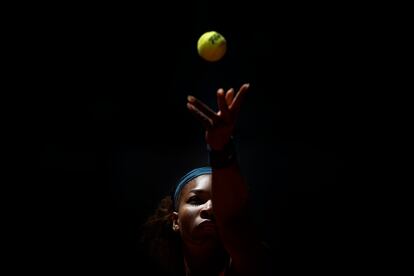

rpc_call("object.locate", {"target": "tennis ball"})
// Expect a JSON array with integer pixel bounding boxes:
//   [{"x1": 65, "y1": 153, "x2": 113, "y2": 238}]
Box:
[{"x1": 197, "y1": 31, "x2": 227, "y2": 62}]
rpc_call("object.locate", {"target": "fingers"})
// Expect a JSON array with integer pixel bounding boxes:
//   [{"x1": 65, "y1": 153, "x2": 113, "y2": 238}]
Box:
[
  {"x1": 217, "y1": 88, "x2": 230, "y2": 120},
  {"x1": 186, "y1": 83, "x2": 250, "y2": 128},
  {"x1": 187, "y1": 102, "x2": 213, "y2": 129},
  {"x1": 229, "y1": 83, "x2": 250, "y2": 115},
  {"x1": 225, "y1": 88, "x2": 234, "y2": 106},
  {"x1": 187, "y1": 95, "x2": 219, "y2": 122}
]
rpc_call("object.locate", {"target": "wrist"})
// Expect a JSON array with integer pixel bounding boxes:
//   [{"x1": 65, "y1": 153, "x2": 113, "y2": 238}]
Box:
[{"x1": 207, "y1": 137, "x2": 237, "y2": 169}]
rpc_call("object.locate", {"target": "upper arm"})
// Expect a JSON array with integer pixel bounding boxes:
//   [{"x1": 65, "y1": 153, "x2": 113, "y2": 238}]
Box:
[{"x1": 219, "y1": 215, "x2": 272, "y2": 275}]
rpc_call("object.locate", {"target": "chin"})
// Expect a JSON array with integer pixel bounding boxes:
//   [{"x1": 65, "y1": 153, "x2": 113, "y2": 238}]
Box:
[{"x1": 193, "y1": 233, "x2": 221, "y2": 246}]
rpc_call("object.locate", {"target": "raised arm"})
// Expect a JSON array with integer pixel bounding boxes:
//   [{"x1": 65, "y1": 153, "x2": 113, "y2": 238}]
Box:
[{"x1": 187, "y1": 83, "x2": 269, "y2": 275}]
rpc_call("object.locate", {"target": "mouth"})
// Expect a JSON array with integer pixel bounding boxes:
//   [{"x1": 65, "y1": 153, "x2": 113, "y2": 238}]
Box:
[{"x1": 199, "y1": 220, "x2": 217, "y2": 230}]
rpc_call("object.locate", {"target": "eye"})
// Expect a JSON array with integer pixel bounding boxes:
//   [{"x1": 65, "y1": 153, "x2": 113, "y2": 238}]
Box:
[{"x1": 187, "y1": 196, "x2": 203, "y2": 205}]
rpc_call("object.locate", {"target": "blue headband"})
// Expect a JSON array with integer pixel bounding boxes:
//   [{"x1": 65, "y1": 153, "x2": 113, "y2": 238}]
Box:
[{"x1": 173, "y1": 167, "x2": 212, "y2": 211}]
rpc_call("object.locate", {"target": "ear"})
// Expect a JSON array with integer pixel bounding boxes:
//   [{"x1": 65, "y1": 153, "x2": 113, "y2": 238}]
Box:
[{"x1": 172, "y1": 211, "x2": 180, "y2": 232}]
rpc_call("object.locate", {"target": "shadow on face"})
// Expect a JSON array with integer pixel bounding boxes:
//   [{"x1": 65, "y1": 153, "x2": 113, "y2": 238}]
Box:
[{"x1": 172, "y1": 175, "x2": 220, "y2": 246}]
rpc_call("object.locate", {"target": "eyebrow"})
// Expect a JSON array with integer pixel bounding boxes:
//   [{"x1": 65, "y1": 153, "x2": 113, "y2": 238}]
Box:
[{"x1": 188, "y1": 189, "x2": 208, "y2": 194}]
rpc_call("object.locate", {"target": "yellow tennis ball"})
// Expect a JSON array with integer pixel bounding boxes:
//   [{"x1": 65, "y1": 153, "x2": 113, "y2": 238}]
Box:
[{"x1": 197, "y1": 31, "x2": 227, "y2": 62}]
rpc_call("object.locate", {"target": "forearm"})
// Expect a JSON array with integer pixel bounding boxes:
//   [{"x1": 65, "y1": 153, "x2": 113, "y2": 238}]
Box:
[
  {"x1": 209, "y1": 140, "x2": 250, "y2": 223},
  {"x1": 212, "y1": 163, "x2": 265, "y2": 274},
  {"x1": 212, "y1": 163, "x2": 249, "y2": 222}
]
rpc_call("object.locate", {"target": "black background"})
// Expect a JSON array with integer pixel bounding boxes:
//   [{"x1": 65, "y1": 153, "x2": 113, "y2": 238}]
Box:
[{"x1": 8, "y1": 1, "x2": 366, "y2": 274}]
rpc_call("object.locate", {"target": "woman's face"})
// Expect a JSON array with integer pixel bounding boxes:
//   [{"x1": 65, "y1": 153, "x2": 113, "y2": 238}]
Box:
[{"x1": 172, "y1": 174, "x2": 219, "y2": 246}]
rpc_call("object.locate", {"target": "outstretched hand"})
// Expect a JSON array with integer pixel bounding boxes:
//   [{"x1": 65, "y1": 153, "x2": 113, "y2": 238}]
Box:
[{"x1": 187, "y1": 83, "x2": 250, "y2": 150}]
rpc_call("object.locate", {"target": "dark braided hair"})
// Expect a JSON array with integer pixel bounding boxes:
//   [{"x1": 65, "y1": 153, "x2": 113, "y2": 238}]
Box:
[{"x1": 140, "y1": 195, "x2": 184, "y2": 275}]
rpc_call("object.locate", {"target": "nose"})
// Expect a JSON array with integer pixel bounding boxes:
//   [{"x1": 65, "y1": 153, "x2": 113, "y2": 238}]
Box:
[{"x1": 200, "y1": 200, "x2": 214, "y2": 219}]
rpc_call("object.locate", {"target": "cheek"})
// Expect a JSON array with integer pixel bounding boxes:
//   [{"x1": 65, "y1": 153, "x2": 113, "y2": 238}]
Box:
[{"x1": 179, "y1": 207, "x2": 199, "y2": 233}]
